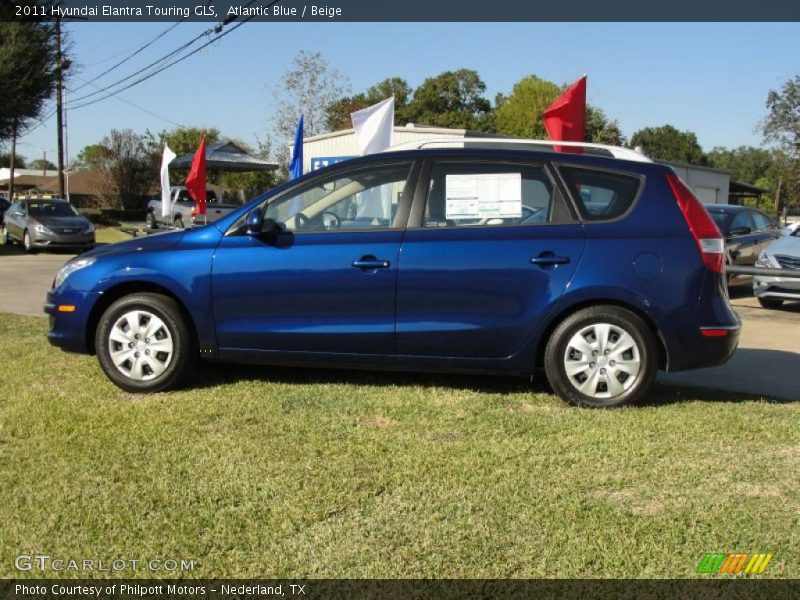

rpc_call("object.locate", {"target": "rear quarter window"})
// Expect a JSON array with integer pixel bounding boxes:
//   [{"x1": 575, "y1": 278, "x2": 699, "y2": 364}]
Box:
[{"x1": 559, "y1": 166, "x2": 641, "y2": 221}]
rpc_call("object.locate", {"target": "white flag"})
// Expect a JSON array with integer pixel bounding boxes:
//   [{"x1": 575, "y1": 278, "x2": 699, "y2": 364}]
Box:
[
  {"x1": 160, "y1": 144, "x2": 177, "y2": 218},
  {"x1": 351, "y1": 97, "x2": 395, "y2": 155}
]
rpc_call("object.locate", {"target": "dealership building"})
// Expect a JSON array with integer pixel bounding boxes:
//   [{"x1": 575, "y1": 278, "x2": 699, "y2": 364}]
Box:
[{"x1": 294, "y1": 124, "x2": 767, "y2": 207}]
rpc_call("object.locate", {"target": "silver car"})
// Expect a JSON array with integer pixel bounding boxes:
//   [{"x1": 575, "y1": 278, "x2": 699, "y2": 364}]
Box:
[
  {"x1": 753, "y1": 227, "x2": 800, "y2": 308},
  {"x1": 2, "y1": 198, "x2": 95, "y2": 253}
]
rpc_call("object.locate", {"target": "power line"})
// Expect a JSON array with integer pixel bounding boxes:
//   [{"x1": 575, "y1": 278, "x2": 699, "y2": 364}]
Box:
[
  {"x1": 71, "y1": 74, "x2": 185, "y2": 127},
  {"x1": 69, "y1": 7, "x2": 271, "y2": 112},
  {"x1": 68, "y1": 0, "x2": 266, "y2": 105},
  {"x1": 69, "y1": 20, "x2": 184, "y2": 94}
]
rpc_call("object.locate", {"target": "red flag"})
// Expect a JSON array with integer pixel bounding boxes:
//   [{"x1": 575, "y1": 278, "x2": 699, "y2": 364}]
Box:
[
  {"x1": 185, "y1": 136, "x2": 207, "y2": 216},
  {"x1": 543, "y1": 75, "x2": 587, "y2": 153}
]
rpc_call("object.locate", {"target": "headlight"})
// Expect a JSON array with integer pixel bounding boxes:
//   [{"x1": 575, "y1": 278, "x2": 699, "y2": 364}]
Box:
[
  {"x1": 756, "y1": 252, "x2": 778, "y2": 268},
  {"x1": 54, "y1": 257, "x2": 96, "y2": 288},
  {"x1": 84, "y1": 222, "x2": 95, "y2": 234},
  {"x1": 33, "y1": 222, "x2": 49, "y2": 234}
]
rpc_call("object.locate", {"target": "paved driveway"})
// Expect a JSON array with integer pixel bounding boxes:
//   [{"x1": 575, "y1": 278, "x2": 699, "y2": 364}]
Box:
[{"x1": 1, "y1": 247, "x2": 798, "y2": 400}]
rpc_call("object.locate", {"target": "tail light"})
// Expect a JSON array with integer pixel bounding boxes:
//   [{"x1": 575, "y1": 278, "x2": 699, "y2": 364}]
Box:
[
  {"x1": 666, "y1": 173, "x2": 725, "y2": 273},
  {"x1": 190, "y1": 206, "x2": 197, "y2": 220}
]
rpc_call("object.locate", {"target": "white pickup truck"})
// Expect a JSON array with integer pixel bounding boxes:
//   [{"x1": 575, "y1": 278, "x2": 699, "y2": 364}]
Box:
[{"x1": 146, "y1": 186, "x2": 239, "y2": 230}]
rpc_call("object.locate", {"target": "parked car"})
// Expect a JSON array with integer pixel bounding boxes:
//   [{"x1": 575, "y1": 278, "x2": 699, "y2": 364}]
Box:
[
  {"x1": 45, "y1": 141, "x2": 740, "y2": 408},
  {"x1": 705, "y1": 205, "x2": 781, "y2": 287},
  {"x1": 0, "y1": 197, "x2": 10, "y2": 223},
  {"x1": 2, "y1": 198, "x2": 94, "y2": 252},
  {"x1": 753, "y1": 226, "x2": 800, "y2": 308},
  {"x1": 781, "y1": 221, "x2": 800, "y2": 236},
  {"x1": 146, "y1": 186, "x2": 238, "y2": 230}
]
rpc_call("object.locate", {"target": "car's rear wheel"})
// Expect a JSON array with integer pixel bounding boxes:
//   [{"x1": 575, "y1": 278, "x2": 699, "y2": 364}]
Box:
[
  {"x1": 146, "y1": 212, "x2": 158, "y2": 230},
  {"x1": 757, "y1": 297, "x2": 784, "y2": 309},
  {"x1": 173, "y1": 216, "x2": 184, "y2": 230},
  {"x1": 95, "y1": 293, "x2": 196, "y2": 393},
  {"x1": 544, "y1": 306, "x2": 657, "y2": 408}
]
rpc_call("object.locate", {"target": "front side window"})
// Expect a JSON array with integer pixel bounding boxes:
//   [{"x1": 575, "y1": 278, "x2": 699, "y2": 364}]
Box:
[
  {"x1": 264, "y1": 163, "x2": 412, "y2": 232},
  {"x1": 422, "y1": 162, "x2": 564, "y2": 228},
  {"x1": 751, "y1": 211, "x2": 774, "y2": 231},
  {"x1": 559, "y1": 166, "x2": 641, "y2": 221}
]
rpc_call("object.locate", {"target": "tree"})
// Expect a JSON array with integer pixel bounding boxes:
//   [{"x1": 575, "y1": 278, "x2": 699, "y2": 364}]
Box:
[
  {"x1": 326, "y1": 77, "x2": 412, "y2": 131},
  {"x1": 269, "y1": 50, "x2": 349, "y2": 175},
  {"x1": 706, "y1": 146, "x2": 775, "y2": 184},
  {"x1": 96, "y1": 129, "x2": 154, "y2": 210},
  {"x1": 629, "y1": 125, "x2": 706, "y2": 164},
  {"x1": 28, "y1": 158, "x2": 56, "y2": 172},
  {"x1": 494, "y1": 75, "x2": 561, "y2": 139},
  {"x1": 0, "y1": 14, "x2": 58, "y2": 140},
  {"x1": 761, "y1": 75, "x2": 800, "y2": 207},
  {"x1": 0, "y1": 151, "x2": 26, "y2": 169},
  {"x1": 493, "y1": 75, "x2": 626, "y2": 145},
  {"x1": 73, "y1": 144, "x2": 111, "y2": 171},
  {"x1": 405, "y1": 69, "x2": 492, "y2": 131}
]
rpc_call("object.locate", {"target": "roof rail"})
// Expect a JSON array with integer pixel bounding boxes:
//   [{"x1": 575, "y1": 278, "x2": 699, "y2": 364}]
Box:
[{"x1": 388, "y1": 137, "x2": 652, "y2": 163}]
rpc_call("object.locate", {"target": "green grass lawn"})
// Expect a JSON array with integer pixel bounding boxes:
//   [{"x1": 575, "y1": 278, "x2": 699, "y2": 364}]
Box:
[
  {"x1": 95, "y1": 226, "x2": 138, "y2": 245},
  {"x1": 0, "y1": 313, "x2": 797, "y2": 579}
]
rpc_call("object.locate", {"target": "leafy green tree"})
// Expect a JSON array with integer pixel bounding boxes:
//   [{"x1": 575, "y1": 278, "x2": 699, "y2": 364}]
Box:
[
  {"x1": 73, "y1": 144, "x2": 111, "y2": 170},
  {"x1": 156, "y1": 126, "x2": 221, "y2": 156},
  {"x1": 761, "y1": 75, "x2": 800, "y2": 207},
  {"x1": 706, "y1": 146, "x2": 775, "y2": 184},
  {"x1": 326, "y1": 77, "x2": 412, "y2": 130},
  {"x1": 28, "y1": 158, "x2": 56, "y2": 171},
  {"x1": 630, "y1": 125, "x2": 706, "y2": 164},
  {"x1": 0, "y1": 13, "x2": 58, "y2": 140},
  {"x1": 0, "y1": 151, "x2": 26, "y2": 169},
  {"x1": 494, "y1": 76, "x2": 561, "y2": 139},
  {"x1": 405, "y1": 69, "x2": 492, "y2": 131},
  {"x1": 96, "y1": 129, "x2": 154, "y2": 210},
  {"x1": 493, "y1": 76, "x2": 625, "y2": 145}
]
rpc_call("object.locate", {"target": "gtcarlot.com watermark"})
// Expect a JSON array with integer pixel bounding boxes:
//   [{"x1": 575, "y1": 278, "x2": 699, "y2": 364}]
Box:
[{"x1": 14, "y1": 554, "x2": 196, "y2": 573}]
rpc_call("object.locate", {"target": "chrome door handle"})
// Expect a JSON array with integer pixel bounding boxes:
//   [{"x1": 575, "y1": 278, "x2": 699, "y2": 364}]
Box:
[
  {"x1": 530, "y1": 255, "x2": 570, "y2": 266},
  {"x1": 352, "y1": 258, "x2": 390, "y2": 270}
]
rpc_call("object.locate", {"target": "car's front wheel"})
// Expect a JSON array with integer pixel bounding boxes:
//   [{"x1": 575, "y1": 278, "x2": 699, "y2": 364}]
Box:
[
  {"x1": 146, "y1": 211, "x2": 158, "y2": 230},
  {"x1": 1, "y1": 225, "x2": 10, "y2": 245},
  {"x1": 95, "y1": 293, "x2": 196, "y2": 393},
  {"x1": 23, "y1": 230, "x2": 35, "y2": 253},
  {"x1": 544, "y1": 305, "x2": 658, "y2": 408},
  {"x1": 757, "y1": 297, "x2": 784, "y2": 309}
]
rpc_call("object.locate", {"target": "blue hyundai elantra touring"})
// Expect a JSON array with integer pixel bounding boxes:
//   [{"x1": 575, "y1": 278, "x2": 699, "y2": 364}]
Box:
[{"x1": 45, "y1": 142, "x2": 740, "y2": 407}]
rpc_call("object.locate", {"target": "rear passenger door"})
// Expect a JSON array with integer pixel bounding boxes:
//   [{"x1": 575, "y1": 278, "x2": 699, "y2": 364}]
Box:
[{"x1": 396, "y1": 159, "x2": 585, "y2": 358}]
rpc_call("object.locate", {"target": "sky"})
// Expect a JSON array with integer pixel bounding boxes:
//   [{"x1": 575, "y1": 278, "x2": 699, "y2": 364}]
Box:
[{"x1": 14, "y1": 21, "x2": 800, "y2": 164}]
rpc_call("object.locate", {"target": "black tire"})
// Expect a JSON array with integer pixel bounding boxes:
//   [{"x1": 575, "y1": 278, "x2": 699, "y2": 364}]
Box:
[
  {"x1": 1, "y1": 225, "x2": 10, "y2": 246},
  {"x1": 22, "y1": 230, "x2": 35, "y2": 253},
  {"x1": 146, "y1": 212, "x2": 158, "y2": 230},
  {"x1": 544, "y1": 305, "x2": 658, "y2": 408},
  {"x1": 757, "y1": 297, "x2": 783, "y2": 309},
  {"x1": 95, "y1": 293, "x2": 196, "y2": 393},
  {"x1": 173, "y1": 216, "x2": 184, "y2": 230}
]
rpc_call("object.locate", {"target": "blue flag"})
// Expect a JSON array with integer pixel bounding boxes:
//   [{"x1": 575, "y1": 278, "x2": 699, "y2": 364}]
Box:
[{"x1": 289, "y1": 115, "x2": 304, "y2": 180}]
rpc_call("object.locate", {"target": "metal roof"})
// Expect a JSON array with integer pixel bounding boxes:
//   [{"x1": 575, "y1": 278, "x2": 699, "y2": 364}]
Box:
[{"x1": 171, "y1": 141, "x2": 278, "y2": 172}]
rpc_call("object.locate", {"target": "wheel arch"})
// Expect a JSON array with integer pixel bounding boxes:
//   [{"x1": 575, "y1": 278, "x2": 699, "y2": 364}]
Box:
[
  {"x1": 85, "y1": 281, "x2": 199, "y2": 354},
  {"x1": 535, "y1": 298, "x2": 669, "y2": 371}
]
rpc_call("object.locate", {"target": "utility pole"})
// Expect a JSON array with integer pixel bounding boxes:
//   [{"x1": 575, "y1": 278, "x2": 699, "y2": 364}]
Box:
[
  {"x1": 55, "y1": 16, "x2": 66, "y2": 198},
  {"x1": 9, "y1": 121, "x2": 17, "y2": 201}
]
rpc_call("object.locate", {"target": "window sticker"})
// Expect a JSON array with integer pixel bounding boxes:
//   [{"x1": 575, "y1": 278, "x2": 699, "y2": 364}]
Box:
[{"x1": 445, "y1": 173, "x2": 522, "y2": 219}]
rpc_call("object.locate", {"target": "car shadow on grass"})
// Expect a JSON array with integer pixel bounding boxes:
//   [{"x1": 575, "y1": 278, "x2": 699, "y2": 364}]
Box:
[{"x1": 185, "y1": 360, "x2": 796, "y2": 406}]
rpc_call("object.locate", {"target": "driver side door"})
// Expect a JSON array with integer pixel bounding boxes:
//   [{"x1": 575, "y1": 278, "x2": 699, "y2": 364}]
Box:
[{"x1": 211, "y1": 159, "x2": 419, "y2": 355}]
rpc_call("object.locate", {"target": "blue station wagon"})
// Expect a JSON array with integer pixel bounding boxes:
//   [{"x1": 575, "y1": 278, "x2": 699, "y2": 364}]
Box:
[{"x1": 45, "y1": 140, "x2": 740, "y2": 407}]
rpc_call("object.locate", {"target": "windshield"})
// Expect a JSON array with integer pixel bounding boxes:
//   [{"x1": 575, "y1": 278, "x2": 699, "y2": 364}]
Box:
[
  {"x1": 709, "y1": 211, "x2": 729, "y2": 233},
  {"x1": 28, "y1": 202, "x2": 80, "y2": 218}
]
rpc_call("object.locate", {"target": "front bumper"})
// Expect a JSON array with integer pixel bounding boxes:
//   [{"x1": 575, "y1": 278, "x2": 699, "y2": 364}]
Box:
[
  {"x1": 44, "y1": 288, "x2": 99, "y2": 353},
  {"x1": 31, "y1": 229, "x2": 94, "y2": 249},
  {"x1": 753, "y1": 274, "x2": 800, "y2": 301}
]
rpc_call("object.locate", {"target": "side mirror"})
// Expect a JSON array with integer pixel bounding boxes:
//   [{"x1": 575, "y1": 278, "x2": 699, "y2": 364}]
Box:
[{"x1": 245, "y1": 209, "x2": 263, "y2": 234}]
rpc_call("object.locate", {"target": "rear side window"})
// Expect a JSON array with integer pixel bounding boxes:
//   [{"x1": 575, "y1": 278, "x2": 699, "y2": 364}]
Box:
[{"x1": 559, "y1": 166, "x2": 641, "y2": 221}]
